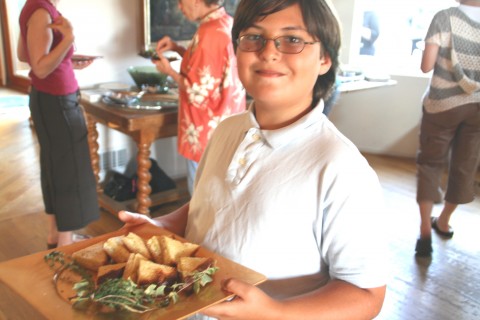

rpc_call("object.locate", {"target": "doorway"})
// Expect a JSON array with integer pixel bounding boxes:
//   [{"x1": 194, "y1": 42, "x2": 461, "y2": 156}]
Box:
[{"x1": 1, "y1": 0, "x2": 30, "y2": 92}]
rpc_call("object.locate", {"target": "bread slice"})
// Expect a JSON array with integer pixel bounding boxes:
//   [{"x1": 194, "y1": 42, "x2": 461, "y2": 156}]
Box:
[
  {"x1": 177, "y1": 257, "x2": 213, "y2": 279},
  {"x1": 122, "y1": 252, "x2": 148, "y2": 283},
  {"x1": 136, "y1": 260, "x2": 177, "y2": 286},
  {"x1": 103, "y1": 236, "x2": 131, "y2": 263},
  {"x1": 160, "y1": 236, "x2": 199, "y2": 266},
  {"x1": 96, "y1": 262, "x2": 126, "y2": 285},
  {"x1": 122, "y1": 232, "x2": 152, "y2": 260},
  {"x1": 146, "y1": 235, "x2": 163, "y2": 264},
  {"x1": 72, "y1": 241, "x2": 109, "y2": 271}
]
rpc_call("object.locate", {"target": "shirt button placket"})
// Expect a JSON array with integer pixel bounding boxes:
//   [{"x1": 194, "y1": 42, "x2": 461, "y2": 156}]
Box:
[{"x1": 229, "y1": 128, "x2": 264, "y2": 185}]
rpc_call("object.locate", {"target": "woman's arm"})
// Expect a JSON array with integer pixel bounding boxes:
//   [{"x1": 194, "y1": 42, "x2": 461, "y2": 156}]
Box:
[
  {"x1": 17, "y1": 36, "x2": 28, "y2": 62},
  {"x1": 420, "y1": 42, "x2": 439, "y2": 73},
  {"x1": 25, "y1": 9, "x2": 74, "y2": 79},
  {"x1": 118, "y1": 202, "x2": 190, "y2": 237}
]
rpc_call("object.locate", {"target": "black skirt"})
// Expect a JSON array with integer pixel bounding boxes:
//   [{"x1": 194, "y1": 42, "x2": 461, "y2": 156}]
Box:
[{"x1": 29, "y1": 87, "x2": 99, "y2": 231}]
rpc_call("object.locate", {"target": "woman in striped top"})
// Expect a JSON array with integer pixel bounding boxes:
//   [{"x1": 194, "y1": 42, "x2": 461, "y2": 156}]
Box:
[{"x1": 415, "y1": 0, "x2": 480, "y2": 257}]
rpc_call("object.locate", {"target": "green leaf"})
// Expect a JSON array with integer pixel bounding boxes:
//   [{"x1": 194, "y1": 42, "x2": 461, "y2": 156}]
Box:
[
  {"x1": 199, "y1": 273, "x2": 213, "y2": 287},
  {"x1": 169, "y1": 292, "x2": 179, "y2": 304},
  {"x1": 45, "y1": 249, "x2": 220, "y2": 314}
]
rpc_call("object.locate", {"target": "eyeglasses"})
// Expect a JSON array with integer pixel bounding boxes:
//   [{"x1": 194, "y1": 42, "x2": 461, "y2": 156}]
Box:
[{"x1": 237, "y1": 34, "x2": 320, "y2": 54}]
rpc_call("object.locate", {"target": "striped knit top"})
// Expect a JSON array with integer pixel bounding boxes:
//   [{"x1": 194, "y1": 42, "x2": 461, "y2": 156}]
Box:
[{"x1": 422, "y1": 7, "x2": 480, "y2": 113}]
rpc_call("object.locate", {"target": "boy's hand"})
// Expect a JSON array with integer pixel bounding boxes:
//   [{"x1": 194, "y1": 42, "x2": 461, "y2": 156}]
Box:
[
  {"x1": 118, "y1": 210, "x2": 162, "y2": 228},
  {"x1": 201, "y1": 278, "x2": 280, "y2": 320}
]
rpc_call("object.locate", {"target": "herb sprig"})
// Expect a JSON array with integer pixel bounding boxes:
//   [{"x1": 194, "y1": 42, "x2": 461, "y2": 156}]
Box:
[{"x1": 45, "y1": 251, "x2": 218, "y2": 314}]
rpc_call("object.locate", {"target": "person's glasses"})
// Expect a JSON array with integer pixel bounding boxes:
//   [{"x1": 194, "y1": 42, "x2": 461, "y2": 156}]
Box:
[{"x1": 237, "y1": 34, "x2": 320, "y2": 54}]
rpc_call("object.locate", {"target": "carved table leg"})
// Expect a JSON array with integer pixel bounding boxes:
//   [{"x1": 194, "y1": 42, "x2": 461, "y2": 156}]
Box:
[
  {"x1": 135, "y1": 142, "x2": 152, "y2": 215},
  {"x1": 86, "y1": 115, "x2": 101, "y2": 192}
]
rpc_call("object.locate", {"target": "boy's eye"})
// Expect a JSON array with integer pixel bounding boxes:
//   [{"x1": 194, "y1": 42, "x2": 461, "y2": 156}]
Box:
[
  {"x1": 283, "y1": 36, "x2": 303, "y2": 44},
  {"x1": 244, "y1": 34, "x2": 262, "y2": 41}
]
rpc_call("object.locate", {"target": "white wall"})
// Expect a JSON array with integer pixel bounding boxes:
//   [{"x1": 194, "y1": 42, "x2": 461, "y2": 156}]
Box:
[
  {"x1": 57, "y1": 0, "x2": 186, "y2": 179},
  {"x1": 331, "y1": 0, "x2": 362, "y2": 65},
  {"x1": 329, "y1": 75, "x2": 428, "y2": 158},
  {"x1": 60, "y1": 0, "x2": 145, "y2": 87}
]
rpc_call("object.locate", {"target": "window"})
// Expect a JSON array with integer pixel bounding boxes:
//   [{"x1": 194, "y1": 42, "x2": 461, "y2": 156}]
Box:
[
  {"x1": 338, "y1": 0, "x2": 457, "y2": 77},
  {"x1": 1, "y1": 0, "x2": 30, "y2": 90}
]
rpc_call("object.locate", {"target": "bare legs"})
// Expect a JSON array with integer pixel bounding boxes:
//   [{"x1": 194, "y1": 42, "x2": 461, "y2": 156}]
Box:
[
  {"x1": 46, "y1": 214, "x2": 74, "y2": 247},
  {"x1": 57, "y1": 231, "x2": 74, "y2": 247},
  {"x1": 416, "y1": 200, "x2": 457, "y2": 257},
  {"x1": 436, "y1": 201, "x2": 457, "y2": 232},
  {"x1": 418, "y1": 200, "x2": 457, "y2": 239},
  {"x1": 47, "y1": 214, "x2": 58, "y2": 246},
  {"x1": 418, "y1": 200, "x2": 433, "y2": 239}
]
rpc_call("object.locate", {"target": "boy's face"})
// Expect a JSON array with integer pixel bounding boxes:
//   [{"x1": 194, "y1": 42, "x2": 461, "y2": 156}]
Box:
[{"x1": 236, "y1": 3, "x2": 331, "y2": 116}]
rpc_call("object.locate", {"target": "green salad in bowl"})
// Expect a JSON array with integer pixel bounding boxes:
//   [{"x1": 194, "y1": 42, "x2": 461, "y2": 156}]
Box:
[{"x1": 127, "y1": 66, "x2": 169, "y2": 94}]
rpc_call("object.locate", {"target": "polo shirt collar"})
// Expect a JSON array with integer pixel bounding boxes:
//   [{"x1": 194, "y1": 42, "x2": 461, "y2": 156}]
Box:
[{"x1": 244, "y1": 100, "x2": 326, "y2": 149}]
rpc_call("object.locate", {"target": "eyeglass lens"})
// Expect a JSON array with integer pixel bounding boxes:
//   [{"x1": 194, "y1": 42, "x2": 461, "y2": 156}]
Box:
[{"x1": 238, "y1": 36, "x2": 307, "y2": 54}]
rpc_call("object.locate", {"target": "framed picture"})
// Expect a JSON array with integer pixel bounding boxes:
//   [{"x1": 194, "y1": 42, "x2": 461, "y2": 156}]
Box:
[{"x1": 142, "y1": 0, "x2": 240, "y2": 49}]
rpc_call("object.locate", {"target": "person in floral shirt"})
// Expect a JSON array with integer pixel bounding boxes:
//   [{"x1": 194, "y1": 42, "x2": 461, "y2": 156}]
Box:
[{"x1": 154, "y1": 0, "x2": 246, "y2": 195}]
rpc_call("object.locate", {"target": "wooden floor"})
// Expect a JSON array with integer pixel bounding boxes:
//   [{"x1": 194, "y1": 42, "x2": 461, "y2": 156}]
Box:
[{"x1": 1, "y1": 88, "x2": 479, "y2": 319}]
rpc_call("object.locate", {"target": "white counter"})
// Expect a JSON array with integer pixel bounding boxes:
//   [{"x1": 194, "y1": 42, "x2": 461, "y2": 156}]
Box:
[{"x1": 338, "y1": 79, "x2": 397, "y2": 93}]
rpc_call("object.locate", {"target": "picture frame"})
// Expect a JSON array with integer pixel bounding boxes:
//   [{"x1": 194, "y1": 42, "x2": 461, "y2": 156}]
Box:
[{"x1": 142, "y1": 0, "x2": 240, "y2": 49}]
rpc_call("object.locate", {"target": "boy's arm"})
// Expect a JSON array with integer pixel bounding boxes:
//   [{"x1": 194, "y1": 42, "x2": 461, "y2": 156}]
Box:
[
  {"x1": 118, "y1": 202, "x2": 189, "y2": 237},
  {"x1": 203, "y1": 278, "x2": 386, "y2": 320}
]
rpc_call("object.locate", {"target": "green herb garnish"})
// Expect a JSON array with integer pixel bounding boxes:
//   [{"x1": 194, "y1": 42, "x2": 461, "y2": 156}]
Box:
[{"x1": 45, "y1": 251, "x2": 218, "y2": 314}]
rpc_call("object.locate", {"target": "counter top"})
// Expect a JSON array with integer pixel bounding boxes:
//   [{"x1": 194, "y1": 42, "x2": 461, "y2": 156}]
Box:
[{"x1": 339, "y1": 79, "x2": 397, "y2": 93}]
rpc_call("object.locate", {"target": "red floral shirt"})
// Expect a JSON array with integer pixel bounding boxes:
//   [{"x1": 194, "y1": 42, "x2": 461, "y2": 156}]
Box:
[{"x1": 178, "y1": 7, "x2": 246, "y2": 163}]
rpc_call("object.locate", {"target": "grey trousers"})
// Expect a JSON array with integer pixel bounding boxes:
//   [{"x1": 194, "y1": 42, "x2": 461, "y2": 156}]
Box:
[
  {"x1": 29, "y1": 87, "x2": 99, "y2": 231},
  {"x1": 416, "y1": 103, "x2": 480, "y2": 204}
]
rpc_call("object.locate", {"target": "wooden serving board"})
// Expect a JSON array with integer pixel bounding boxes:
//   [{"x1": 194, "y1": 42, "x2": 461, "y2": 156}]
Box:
[{"x1": 0, "y1": 224, "x2": 266, "y2": 320}]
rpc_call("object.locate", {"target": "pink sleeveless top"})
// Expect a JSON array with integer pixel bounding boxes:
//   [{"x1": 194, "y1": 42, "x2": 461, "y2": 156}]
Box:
[{"x1": 19, "y1": 0, "x2": 78, "y2": 95}]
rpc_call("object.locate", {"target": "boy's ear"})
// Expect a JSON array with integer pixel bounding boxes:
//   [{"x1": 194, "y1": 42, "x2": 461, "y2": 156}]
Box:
[{"x1": 318, "y1": 54, "x2": 332, "y2": 76}]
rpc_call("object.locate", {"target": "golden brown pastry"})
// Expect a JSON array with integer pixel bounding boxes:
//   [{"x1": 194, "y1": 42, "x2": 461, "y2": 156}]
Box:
[
  {"x1": 177, "y1": 257, "x2": 213, "y2": 280},
  {"x1": 160, "y1": 236, "x2": 199, "y2": 266},
  {"x1": 71, "y1": 241, "x2": 109, "y2": 271},
  {"x1": 122, "y1": 232, "x2": 152, "y2": 260},
  {"x1": 136, "y1": 260, "x2": 177, "y2": 286},
  {"x1": 146, "y1": 235, "x2": 163, "y2": 264},
  {"x1": 122, "y1": 252, "x2": 148, "y2": 283},
  {"x1": 103, "y1": 235, "x2": 130, "y2": 263},
  {"x1": 96, "y1": 262, "x2": 126, "y2": 285}
]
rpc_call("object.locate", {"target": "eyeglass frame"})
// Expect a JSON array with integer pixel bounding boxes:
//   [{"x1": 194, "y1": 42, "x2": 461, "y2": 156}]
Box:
[{"x1": 236, "y1": 34, "x2": 321, "y2": 54}]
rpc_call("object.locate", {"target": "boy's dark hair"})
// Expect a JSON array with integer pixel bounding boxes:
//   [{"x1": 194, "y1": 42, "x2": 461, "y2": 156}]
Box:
[{"x1": 232, "y1": 0, "x2": 341, "y2": 108}]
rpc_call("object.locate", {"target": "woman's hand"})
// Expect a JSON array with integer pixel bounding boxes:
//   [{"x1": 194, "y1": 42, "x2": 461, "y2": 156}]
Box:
[
  {"x1": 201, "y1": 278, "x2": 281, "y2": 320},
  {"x1": 72, "y1": 58, "x2": 94, "y2": 70},
  {"x1": 153, "y1": 56, "x2": 176, "y2": 77},
  {"x1": 156, "y1": 36, "x2": 176, "y2": 54},
  {"x1": 156, "y1": 36, "x2": 186, "y2": 57},
  {"x1": 117, "y1": 210, "x2": 162, "y2": 229},
  {"x1": 47, "y1": 16, "x2": 75, "y2": 44}
]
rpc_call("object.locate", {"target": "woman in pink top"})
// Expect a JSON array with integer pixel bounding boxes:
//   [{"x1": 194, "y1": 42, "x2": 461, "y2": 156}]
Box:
[
  {"x1": 153, "y1": 0, "x2": 246, "y2": 195},
  {"x1": 18, "y1": 0, "x2": 99, "y2": 248}
]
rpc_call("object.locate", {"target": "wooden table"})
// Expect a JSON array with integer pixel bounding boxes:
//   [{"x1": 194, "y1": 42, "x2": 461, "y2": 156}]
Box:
[{"x1": 81, "y1": 97, "x2": 184, "y2": 216}]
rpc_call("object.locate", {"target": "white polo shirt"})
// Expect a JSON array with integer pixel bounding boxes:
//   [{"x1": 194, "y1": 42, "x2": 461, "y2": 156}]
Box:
[{"x1": 186, "y1": 102, "x2": 388, "y2": 299}]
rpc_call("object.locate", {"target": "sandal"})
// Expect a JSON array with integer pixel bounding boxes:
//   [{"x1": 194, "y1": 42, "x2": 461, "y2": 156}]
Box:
[
  {"x1": 415, "y1": 237, "x2": 432, "y2": 258},
  {"x1": 47, "y1": 242, "x2": 58, "y2": 249},
  {"x1": 431, "y1": 217, "x2": 454, "y2": 239}
]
